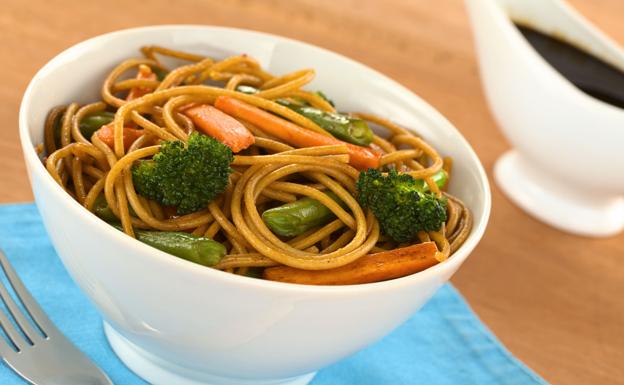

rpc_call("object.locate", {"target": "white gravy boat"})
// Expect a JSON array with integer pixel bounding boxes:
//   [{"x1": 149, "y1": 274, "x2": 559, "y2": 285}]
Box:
[{"x1": 465, "y1": 0, "x2": 624, "y2": 237}]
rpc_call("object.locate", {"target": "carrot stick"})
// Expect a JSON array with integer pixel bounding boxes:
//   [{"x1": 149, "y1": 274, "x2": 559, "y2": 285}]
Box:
[
  {"x1": 97, "y1": 123, "x2": 143, "y2": 151},
  {"x1": 214, "y1": 96, "x2": 381, "y2": 169},
  {"x1": 263, "y1": 242, "x2": 440, "y2": 285},
  {"x1": 183, "y1": 104, "x2": 255, "y2": 153},
  {"x1": 127, "y1": 64, "x2": 157, "y2": 101}
]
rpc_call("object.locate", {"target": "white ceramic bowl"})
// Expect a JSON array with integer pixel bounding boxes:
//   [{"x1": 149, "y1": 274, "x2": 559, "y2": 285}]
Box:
[
  {"x1": 19, "y1": 25, "x2": 490, "y2": 385},
  {"x1": 466, "y1": 0, "x2": 624, "y2": 237}
]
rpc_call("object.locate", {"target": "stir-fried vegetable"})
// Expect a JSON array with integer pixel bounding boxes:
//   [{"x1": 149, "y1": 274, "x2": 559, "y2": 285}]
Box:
[
  {"x1": 234, "y1": 85, "x2": 368, "y2": 145},
  {"x1": 127, "y1": 64, "x2": 157, "y2": 100},
  {"x1": 133, "y1": 229, "x2": 226, "y2": 266},
  {"x1": 183, "y1": 104, "x2": 255, "y2": 153},
  {"x1": 214, "y1": 96, "x2": 381, "y2": 170},
  {"x1": 79, "y1": 111, "x2": 115, "y2": 139},
  {"x1": 277, "y1": 99, "x2": 373, "y2": 146},
  {"x1": 96, "y1": 198, "x2": 225, "y2": 266},
  {"x1": 152, "y1": 67, "x2": 168, "y2": 81},
  {"x1": 414, "y1": 169, "x2": 448, "y2": 192},
  {"x1": 264, "y1": 241, "x2": 440, "y2": 285},
  {"x1": 92, "y1": 194, "x2": 118, "y2": 222},
  {"x1": 315, "y1": 91, "x2": 334, "y2": 107},
  {"x1": 234, "y1": 85, "x2": 334, "y2": 108},
  {"x1": 356, "y1": 169, "x2": 447, "y2": 243},
  {"x1": 96, "y1": 123, "x2": 143, "y2": 151},
  {"x1": 235, "y1": 85, "x2": 259, "y2": 94},
  {"x1": 262, "y1": 191, "x2": 346, "y2": 237},
  {"x1": 132, "y1": 132, "x2": 233, "y2": 214},
  {"x1": 112, "y1": 224, "x2": 225, "y2": 266}
]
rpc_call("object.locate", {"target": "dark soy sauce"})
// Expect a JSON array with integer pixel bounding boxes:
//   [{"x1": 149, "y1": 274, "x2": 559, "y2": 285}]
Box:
[{"x1": 515, "y1": 23, "x2": 624, "y2": 109}]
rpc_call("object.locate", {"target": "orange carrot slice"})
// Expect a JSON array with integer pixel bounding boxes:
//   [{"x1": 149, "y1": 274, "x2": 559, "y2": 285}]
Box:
[
  {"x1": 97, "y1": 123, "x2": 143, "y2": 151},
  {"x1": 214, "y1": 96, "x2": 381, "y2": 169},
  {"x1": 183, "y1": 104, "x2": 255, "y2": 153},
  {"x1": 127, "y1": 64, "x2": 157, "y2": 101},
  {"x1": 263, "y1": 242, "x2": 440, "y2": 285}
]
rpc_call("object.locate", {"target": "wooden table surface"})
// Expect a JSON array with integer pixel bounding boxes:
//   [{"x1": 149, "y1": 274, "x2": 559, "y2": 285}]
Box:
[{"x1": 2, "y1": 1, "x2": 623, "y2": 384}]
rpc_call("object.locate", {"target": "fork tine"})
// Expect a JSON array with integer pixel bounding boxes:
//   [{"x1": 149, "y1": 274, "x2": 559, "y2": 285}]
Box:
[
  {"x1": 0, "y1": 251, "x2": 51, "y2": 341},
  {"x1": 0, "y1": 333, "x2": 19, "y2": 360},
  {"x1": 0, "y1": 281, "x2": 41, "y2": 344},
  {"x1": 0, "y1": 309, "x2": 26, "y2": 352}
]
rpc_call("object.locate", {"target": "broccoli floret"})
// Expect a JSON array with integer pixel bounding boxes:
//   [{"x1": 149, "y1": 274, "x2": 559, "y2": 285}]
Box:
[
  {"x1": 132, "y1": 132, "x2": 233, "y2": 215},
  {"x1": 356, "y1": 169, "x2": 447, "y2": 243}
]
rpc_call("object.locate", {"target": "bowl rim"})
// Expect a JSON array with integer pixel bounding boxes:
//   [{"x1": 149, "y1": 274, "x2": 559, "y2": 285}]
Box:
[{"x1": 19, "y1": 24, "x2": 491, "y2": 294}]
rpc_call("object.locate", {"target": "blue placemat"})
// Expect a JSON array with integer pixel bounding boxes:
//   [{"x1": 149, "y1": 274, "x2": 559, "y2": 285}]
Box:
[{"x1": 0, "y1": 203, "x2": 548, "y2": 385}]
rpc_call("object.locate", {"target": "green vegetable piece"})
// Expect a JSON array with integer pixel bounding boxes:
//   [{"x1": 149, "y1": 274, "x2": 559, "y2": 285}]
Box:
[
  {"x1": 315, "y1": 91, "x2": 335, "y2": 107},
  {"x1": 152, "y1": 67, "x2": 169, "y2": 81},
  {"x1": 92, "y1": 194, "x2": 139, "y2": 221},
  {"x1": 277, "y1": 99, "x2": 373, "y2": 146},
  {"x1": 53, "y1": 112, "x2": 64, "y2": 148},
  {"x1": 92, "y1": 194, "x2": 118, "y2": 222},
  {"x1": 236, "y1": 85, "x2": 259, "y2": 94},
  {"x1": 276, "y1": 97, "x2": 307, "y2": 109},
  {"x1": 413, "y1": 170, "x2": 448, "y2": 192},
  {"x1": 298, "y1": 106, "x2": 373, "y2": 146},
  {"x1": 242, "y1": 267, "x2": 264, "y2": 278},
  {"x1": 134, "y1": 229, "x2": 226, "y2": 266},
  {"x1": 132, "y1": 132, "x2": 233, "y2": 215},
  {"x1": 79, "y1": 111, "x2": 115, "y2": 139},
  {"x1": 356, "y1": 169, "x2": 447, "y2": 243},
  {"x1": 112, "y1": 225, "x2": 226, "y2": 266},
  {"x1": 262, "y1": 191, "x2": 346, "y2": 237}
]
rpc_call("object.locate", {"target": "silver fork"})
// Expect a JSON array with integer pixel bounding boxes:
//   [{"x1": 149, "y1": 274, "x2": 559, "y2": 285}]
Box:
[{"x1": 0, "y1": 250, "x2": 113, "y2": 385}]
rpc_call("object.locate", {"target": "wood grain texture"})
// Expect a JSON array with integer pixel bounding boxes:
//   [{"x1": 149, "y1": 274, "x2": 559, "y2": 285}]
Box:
[{"x1": 1, "y1": 1, "x2": 623, "y2": 384}]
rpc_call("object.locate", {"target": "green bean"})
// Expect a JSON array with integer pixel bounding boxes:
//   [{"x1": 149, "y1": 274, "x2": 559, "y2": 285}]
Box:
[
  {"x1": 277, "y1": 99, "x2": 373, "y2": 146},
  {"x1": 235, "y1": 88, "x2": 370, "y2": 145},
  {"x1": 92, "y1": 194, "x2": 119, "y2": 222},
  {"x1": 415, "y1": 170, "x2": 448, "y2": 192},
  {"x1": 98, "y1": 197, "x2": 225, "y2": 266},
  {"x1": 152, "y1": 67, "x2": 168, "y2": 81},
  {"x1": 242, "y1": 267, "x2": 264, "y2": 278},
  {"x1": 92, "y1": 194, "x2": 139, "y2": 221},
  {"x1": 235, "y1": 85, "x2": 259, "y2": 94},
  {"x1": 79, "y1": 111, "x2": 115, "y2": 139},
  {"x1": 111, "y1": 223, "x2": 225, "y2": 266},
  {"x1": 133, "y1": 230, "x2": 226, "y2": 266},
  {"x1": 262, "y1": 191, "x2": 346, "y2": 237},
  {"x1": 315, "y1": 91, "x2": 335, "y2": 107}
]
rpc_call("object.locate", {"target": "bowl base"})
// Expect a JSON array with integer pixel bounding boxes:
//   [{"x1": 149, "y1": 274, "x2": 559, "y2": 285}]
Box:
[
  {"x1": 494, "y1": 150, "x2": 624, "y2": 237},
  {"x1": 104, "y1": 322, "x2": 317, "y2": 385}
]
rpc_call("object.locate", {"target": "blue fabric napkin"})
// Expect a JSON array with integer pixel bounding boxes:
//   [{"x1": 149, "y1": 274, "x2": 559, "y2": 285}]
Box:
[{"x1": 0, "y1": 203, "x2": 548, "y2": 385}]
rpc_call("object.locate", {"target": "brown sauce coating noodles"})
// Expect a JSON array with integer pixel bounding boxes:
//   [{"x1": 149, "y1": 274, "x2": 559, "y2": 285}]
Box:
[{"x1": 41, "y1": 46, "x2": 472, "y2": 281}]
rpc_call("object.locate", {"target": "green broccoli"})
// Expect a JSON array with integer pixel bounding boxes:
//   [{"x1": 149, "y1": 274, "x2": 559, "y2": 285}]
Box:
[
  {"x1": 132, "y1": 132, "x2": 233, "y2": 215},
  {"x1": 356, "y1": 169, "x2": 447, "y2": 243}
]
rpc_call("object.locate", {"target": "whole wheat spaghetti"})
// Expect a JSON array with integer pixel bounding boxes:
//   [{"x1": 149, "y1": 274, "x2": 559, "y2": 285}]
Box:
[{"x1": 41, "y1": 46, "x2": 472, "y2": 285}]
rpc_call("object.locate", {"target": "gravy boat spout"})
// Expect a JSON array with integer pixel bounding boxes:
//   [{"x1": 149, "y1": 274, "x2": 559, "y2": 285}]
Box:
[{"x1": 465, "y1": 0, "x2": 624, "y2": 237}]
